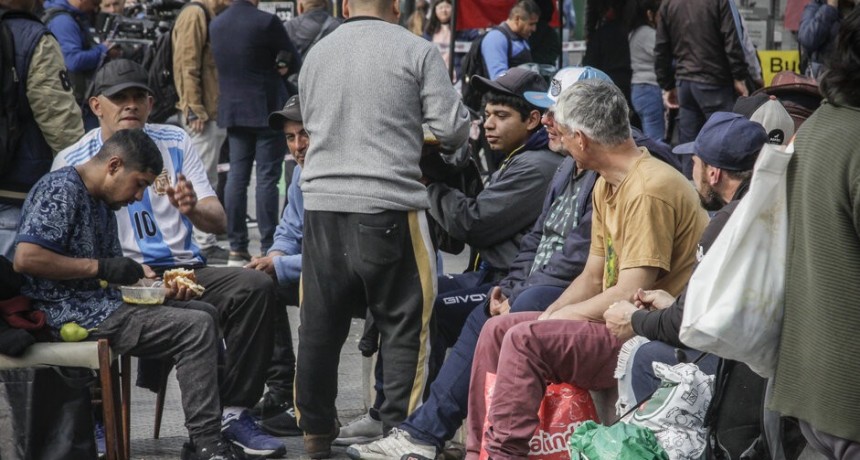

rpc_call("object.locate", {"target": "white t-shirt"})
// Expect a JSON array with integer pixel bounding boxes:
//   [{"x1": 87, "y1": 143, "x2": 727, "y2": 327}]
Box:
[{"x1": 53, "y1": 124, "x2": 216, "y2": 268}]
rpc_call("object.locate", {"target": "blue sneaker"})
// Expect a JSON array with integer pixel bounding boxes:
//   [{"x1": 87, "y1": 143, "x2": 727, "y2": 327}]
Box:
[
  {"x1": 222, "y1": 410, "x2": 286, "y2": 458},
  {"x1": 94, "y1": 420, "x2": 106, "y2": 458}
]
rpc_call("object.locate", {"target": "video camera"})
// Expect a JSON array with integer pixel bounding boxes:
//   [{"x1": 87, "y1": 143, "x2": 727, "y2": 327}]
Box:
[{"x1": 97, "y1": 0, "x2": 187, "y2": 63}]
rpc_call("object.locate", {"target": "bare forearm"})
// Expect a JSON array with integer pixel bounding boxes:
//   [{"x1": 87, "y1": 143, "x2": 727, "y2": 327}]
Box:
[
  {"x1": 187, "y1": 198, "x2": 226, "y2": 234},
  {"x1": 13, "y1": 243, "x2": 98, "y2": 280},
  {"x1": 550, "y1": 284, "x2": 641, "y2": 322},
  {"x1": 546, "y1": 273, "x2": 602, "y2": 314}
]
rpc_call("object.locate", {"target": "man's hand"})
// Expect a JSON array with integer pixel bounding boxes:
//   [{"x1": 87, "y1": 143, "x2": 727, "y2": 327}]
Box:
[
  {"x1": 488, "y1": 287, "x2": 510, "y2": 316},
  {"x1": 97, "y1": 257, "x2": 144, "y2": 285},
  {"x1": 603, "y1": 300, "x2": 639, "y2": 341},
  {"x1": 187, "y1": 118, "x2": 205, "y2": 134},
  {"x1": 164, "y1": 283, "x2": 199, "y2": 301},
  {"x1": 246, "y1": 252, "x2": 282, "y2": 278},
  {"x1": 662, "y1": 88, "x2": 679, "y2": 109},
  {"x1": 166, "y1": 174, "x2": 198, "y2": 215},
  {"x1": 142, "y1": 264, "x2": 157, "y2": 279},
  {"x1": 633, "y1": 288, "x2": 675, "y2": 311},
  {"x1": 733, "y1": 79, "x2": 749, "y2": 97}
]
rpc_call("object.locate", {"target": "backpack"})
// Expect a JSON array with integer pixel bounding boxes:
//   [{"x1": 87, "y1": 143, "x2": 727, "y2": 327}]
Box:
[
  {"x1": 142, "y1": 2, "x2": 209, "y2": 124},
  {"x1": 0, "y1": 8, "x2": 39, "y2": 174},
  {"x1": 703, "y1": 359, "x2": 807, "y2": 460},
  {"x1": 460, "y1": 27, "x2": 513, "y2": 113},
  {"x1": 303, "y1": 14, "x2": 337, "y2": 57}
]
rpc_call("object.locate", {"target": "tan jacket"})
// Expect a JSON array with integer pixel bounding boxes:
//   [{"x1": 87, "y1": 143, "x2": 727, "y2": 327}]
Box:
[
  {"x1": 30, "y1": 35, "x2": 84, "y2": 154},
  {"x1": 172, "y1": 0, "x2": 219, "y2": 123}
]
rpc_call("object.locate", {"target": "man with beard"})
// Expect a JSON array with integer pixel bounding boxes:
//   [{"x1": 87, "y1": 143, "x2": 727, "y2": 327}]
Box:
[{"x1": 604, "y1": 111, "x2": 768, "y2": 401}]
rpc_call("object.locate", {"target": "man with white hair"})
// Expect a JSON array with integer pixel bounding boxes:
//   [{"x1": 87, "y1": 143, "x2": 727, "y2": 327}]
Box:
[{"x1": 465, "y1": 79, "x2": 708, "y2": 459}]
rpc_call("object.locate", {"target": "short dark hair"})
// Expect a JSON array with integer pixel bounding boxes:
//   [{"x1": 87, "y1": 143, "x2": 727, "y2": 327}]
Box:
[
  {"x1": 819, "y1": 7, "x2": 860, "y2": 108},
  {"x1": 96, "y1": 129, "x2": 163, "y2": 175},
  {"x1": 481, "y1": 91, "x2": 539, "y2": 123},
  {"x1": 509, "y1": 0, "x2": 540, "y2": 19}
]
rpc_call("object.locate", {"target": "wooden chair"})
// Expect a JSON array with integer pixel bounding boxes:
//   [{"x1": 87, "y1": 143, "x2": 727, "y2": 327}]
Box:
[{"x1": 0, "y1": 339, "x2": 131, "y2": 460}]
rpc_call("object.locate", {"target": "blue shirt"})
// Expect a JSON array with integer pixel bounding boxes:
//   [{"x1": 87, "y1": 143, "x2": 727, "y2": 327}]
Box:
[
  {"x1": 16, "y1": 167, "x2": 124, "y2": 330},
  {"x1": 268, "y1": 166, "x2": 303, "y2": 284},
  {"x1": 480, "y1": 28, "x2": 530, "y2": 79}
]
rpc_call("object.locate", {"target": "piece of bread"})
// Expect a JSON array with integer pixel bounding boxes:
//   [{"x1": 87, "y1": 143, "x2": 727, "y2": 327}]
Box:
[{"x1": 163, "y1": 268, "x2": 205, "y2": 295}]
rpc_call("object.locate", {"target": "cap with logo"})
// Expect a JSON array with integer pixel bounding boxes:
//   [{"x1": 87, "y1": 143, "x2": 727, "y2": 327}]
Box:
[
  {"x1": 523, "y1": 66, "x2": 613, "y2": 109},
  {"x1": 92, "y1": 59, "x2": 153, "y2": 97},
  {"x1": 268, "y1": 95, "x2": 302, "y2": 130},
  {"x1": 470, "y1": 68, "x2": 548, "y2": 105},
  {"x1": 733, "y1": 93, "x2": 795, "y2": 145},
  {"x1": 672, "y1": 112, "x2": 768, "y2": 171}
]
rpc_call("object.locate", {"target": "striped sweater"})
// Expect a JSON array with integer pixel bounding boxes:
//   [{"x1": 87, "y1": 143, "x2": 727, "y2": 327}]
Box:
[{"x1": 777, "y1": 101, "x2": 860, "y2": 442}]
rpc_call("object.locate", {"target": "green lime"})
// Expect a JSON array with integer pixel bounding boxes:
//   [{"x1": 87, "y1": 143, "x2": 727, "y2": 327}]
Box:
[{"x1": 60, "y1": 322, "x2": 89, "y2": 342}]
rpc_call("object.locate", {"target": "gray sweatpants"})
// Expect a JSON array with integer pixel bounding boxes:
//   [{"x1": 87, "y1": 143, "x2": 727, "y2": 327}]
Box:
[{"x1": 94, "y1": 302, "x2": 221, "y2": 446}]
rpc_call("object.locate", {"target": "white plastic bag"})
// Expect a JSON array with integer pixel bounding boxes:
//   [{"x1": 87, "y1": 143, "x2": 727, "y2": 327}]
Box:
[
  {"x1": 623, "y1": 362, "x2": 714, "y2": 460},
  {"x1": 680, "y1": 143, "x2": 793, "y2": 378}
]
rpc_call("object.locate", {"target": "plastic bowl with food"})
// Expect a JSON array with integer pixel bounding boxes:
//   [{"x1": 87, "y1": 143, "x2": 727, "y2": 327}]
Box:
[{"x1": 120, "y1": 280, "x2": 167, "y2": 305}]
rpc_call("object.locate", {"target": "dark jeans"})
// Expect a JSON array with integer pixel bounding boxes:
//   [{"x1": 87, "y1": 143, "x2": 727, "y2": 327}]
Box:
[
  {"x1": 677, "y1": 80, "x2": 736, "y2": 176},
  {"x1": 401, "y1": 284, "x2": 564, "y2": 450},
  {"x1": 631, "y1": 83, "x2": 666, "y2": 142},
  {"x1": 630, "y1": 340, "x2": 719, "y2": 403},
  {"x1": 195, "y1": 266, "x2": 276, "y2": 408},
  {"x1": 224, "y1": 127, "x2": 285, "y2": 254},
  {"x1": 263, "y1": 282, "x2": 299, "y2": 402}
]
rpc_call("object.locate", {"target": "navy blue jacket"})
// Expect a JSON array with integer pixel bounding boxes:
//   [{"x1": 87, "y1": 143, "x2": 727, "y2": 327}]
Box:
[
  {"x1": 798, "y1": 0, "x2": 841, "y2": 77},
  {"x1": 43, "y1": 0, "x2": 105, "y2": 73},
  {"x1": 497, "y1": 157, "x2": 596, "y2": 303},
  {"x1": 0, "y1": 15, "x2": 55, "y2": 206},
  {"x1": 210, "y1": 0, "x2": 299, "y2": 128}
]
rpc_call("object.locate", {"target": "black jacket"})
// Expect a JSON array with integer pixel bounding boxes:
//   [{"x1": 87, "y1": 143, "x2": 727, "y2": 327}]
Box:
[
  {"x1": 654, "y1": 0, "x2": 749, "y2": 90},
  {"x1": 284, "y1": 8, "x2": 341, "y2": 59},
  {"x1": 631, "y1": 179, "x2": 750, "y2": 347}
]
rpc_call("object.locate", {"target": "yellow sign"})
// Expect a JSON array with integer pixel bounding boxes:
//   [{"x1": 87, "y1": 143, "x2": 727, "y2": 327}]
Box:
[{"x1": 757, "y1": 50, "x2": 801, "y2": 86}]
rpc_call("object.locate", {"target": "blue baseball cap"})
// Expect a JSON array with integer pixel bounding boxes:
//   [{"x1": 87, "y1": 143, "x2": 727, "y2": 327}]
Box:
[
  {"x1": 523, "y1": 66, "x2": 613, "y2": 109},
  {"x1": 672, "y1": 112, "x2": 768, "y2": 171}
]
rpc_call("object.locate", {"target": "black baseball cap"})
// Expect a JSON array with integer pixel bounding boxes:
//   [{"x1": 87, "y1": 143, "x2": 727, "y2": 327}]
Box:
[
  {"x1": 471, "y1": 68, "x2": 548, "y2": 105},
  {"x1": 268, "y1": 95, "x2": 302, "y2": 130},
  {"x1": 92, "y1": 59, "x2": 153, "y2": 97}
]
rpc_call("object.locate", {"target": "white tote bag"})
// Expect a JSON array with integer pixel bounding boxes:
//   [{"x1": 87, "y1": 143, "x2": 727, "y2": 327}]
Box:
[{"x1": 680, "y1": 143, "x2": 793, "y2": 378}]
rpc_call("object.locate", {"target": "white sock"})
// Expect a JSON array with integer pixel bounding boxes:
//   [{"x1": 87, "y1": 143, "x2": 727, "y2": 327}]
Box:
[{"x1": 222, "y1": 406, "x2": 245, "y2": 424}]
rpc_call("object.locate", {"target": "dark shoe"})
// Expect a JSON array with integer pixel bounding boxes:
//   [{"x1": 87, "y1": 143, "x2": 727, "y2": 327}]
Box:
[
  {"x1": 222, "y1": 411, "x2": 286, "y2": 457},
  {"x1": 200, "y1": 246, "x2": 230, "y2": 265},
  {"x1": 304, "y1": 423, "x2": 340, "y2": 459},
  {"x1": 227, "y1": 251, "x2": 252, "y2": 268},
  {"x1": 259, "y1": 404, "x2": 301, "y2": 437},
  {"x1": 181, "y1": 438, "x2": 245, "y2": 460},
  {"x1": 250, "y1": 391, "x2": 289, "y2": 418}
]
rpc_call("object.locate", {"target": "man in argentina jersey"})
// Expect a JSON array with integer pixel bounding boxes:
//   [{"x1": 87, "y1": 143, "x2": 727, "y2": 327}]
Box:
[{"x1": 52, "y1": 60, "x2": 286, "y2": 459}]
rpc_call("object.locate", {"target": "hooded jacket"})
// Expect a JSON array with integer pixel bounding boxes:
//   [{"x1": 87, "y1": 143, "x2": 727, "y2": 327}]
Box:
[{"x1": 427, "y1": 128, "x2": 563, "y2": 271}]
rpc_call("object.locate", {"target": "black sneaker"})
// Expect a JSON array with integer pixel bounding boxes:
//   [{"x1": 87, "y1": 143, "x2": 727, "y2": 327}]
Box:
[
  {"x1": 251, "y1": 392, "x2": 302, "y2": 437},
  {"x1": 181, "y1": 438, "x2": 245, "y2": 460},
  {"x1": 200, "y1": 246, "x2": 230, "y2": 266}
]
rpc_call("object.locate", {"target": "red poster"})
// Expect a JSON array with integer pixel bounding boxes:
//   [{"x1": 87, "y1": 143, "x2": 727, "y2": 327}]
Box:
[{"x1": 455, "y1": 0, "x2": 561, "y2": 31}]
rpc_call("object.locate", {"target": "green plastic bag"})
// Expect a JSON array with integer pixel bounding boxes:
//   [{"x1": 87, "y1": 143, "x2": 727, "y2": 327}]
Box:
[{"x1": 568, "y1": 420, "x2": 669, "y2": 460}]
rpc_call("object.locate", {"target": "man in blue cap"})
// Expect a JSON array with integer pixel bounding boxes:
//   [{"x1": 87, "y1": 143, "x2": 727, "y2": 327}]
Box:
[{"x1": 603, "y1": 111, "x2": 768, "y2": 404}]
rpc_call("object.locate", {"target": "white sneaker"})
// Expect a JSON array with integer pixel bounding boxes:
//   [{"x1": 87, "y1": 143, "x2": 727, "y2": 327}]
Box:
[
  {"x1": 333, "y1": 412, "x2": 384, "y2": 445},
  {"x1": 346, "y1": 428, "x2": 436, "y2": 460}
]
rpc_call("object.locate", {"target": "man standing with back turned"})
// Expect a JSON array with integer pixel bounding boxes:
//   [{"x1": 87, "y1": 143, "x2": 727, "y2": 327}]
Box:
[{"x1": 296, "y1": 0, "x2": 470, "y2": 456}]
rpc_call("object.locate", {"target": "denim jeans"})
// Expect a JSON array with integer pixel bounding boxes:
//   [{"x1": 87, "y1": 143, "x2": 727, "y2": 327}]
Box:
[
  {"x1": 630, "y1": 340, "x2": 719, "y2": 403},
  {"x1": 225, "y1": 127, "x2": 285, "y2": 254},
  {"x1": 0, "y1": 204, "x2": 22, "y2": 260},
  {"x1": 631, "y1": 83, "x2": 666, "y2": 142},
  {"x1": 401, "y1": 284, "x2": 564, "y2": 450},
  {"x1": 677, "y1": 80, "x2": 736, "y2": 177}
]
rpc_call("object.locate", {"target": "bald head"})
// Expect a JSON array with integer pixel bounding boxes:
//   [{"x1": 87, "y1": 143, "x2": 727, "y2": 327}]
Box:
[{"x1": 345, "y1": 0, "x2": 398, "y2": 21}]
